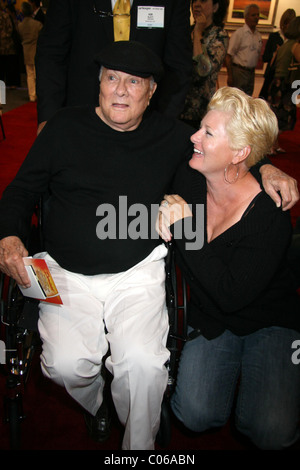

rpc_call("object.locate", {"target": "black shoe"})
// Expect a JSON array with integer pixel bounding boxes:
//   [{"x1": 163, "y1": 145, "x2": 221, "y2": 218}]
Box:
[{"x1": 84, "y1": 399, "x2": 112, "y2": 443}]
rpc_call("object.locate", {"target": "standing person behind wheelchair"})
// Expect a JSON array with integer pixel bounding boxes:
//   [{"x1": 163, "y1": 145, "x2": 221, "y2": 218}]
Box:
[
  {"x1": 0, "y1": 41, "x2": 298, "y2": 450},
  {"x1": 35, "y1": 0, "x2": 192, "y2": 134},
  {"x1": 157, "y1": 86, "x2": 300, "y2": 450}
]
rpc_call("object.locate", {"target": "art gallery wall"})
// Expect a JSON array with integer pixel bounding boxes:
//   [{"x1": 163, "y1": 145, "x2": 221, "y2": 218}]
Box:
[{"x1": 275, "y1": 0, "x2": 300, "y2": 26}]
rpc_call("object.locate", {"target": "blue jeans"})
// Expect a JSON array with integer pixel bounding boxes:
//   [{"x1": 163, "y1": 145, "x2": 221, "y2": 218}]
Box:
[{"x1": 171, "y1": 326, "x2": 300, "y2": 449}]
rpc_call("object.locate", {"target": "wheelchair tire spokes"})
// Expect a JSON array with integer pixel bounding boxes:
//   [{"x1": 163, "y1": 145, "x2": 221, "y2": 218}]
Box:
[{"x1": 1, "y1": 274, "x2": 39, "y2": 449}]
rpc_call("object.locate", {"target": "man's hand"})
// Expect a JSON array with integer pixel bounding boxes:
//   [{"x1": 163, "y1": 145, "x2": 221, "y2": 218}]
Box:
[
  {"x1": 260, "y1": 164, "x2": 299, "y2": 210},
  {"x1": 0, "y1": 236, "x2": 30, "y2": 287}
]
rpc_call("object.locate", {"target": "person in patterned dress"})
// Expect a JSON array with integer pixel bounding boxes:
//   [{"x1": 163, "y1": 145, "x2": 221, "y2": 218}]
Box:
[{"x1": 180, "y1": 0, "x2": 229, "y2": 129}]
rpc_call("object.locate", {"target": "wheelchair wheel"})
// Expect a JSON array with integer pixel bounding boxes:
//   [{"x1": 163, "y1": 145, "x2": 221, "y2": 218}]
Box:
[
  {"x1": 2, "y1": 276, "x2": 38, "y2": 449},
  {"x1": 4, "y1": 376, "x2": 23, "y2": 450},
  {"x1": 7, "y1": 398, "x2": 21, "y2": 450}
]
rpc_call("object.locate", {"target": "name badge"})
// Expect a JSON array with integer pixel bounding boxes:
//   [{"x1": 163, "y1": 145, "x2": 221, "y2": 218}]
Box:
[{"x1": 137, "y1": 6, "x2": 165, "y2": 28}]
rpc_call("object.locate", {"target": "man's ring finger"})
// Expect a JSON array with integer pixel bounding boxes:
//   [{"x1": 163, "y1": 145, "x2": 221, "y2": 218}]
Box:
[{"x1": 162, "y1": 201, "x2": 169, "y2": 207}]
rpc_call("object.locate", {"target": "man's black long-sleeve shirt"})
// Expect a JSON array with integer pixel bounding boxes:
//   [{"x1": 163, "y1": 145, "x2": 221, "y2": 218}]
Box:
[{"x1": 0, "y1": 107, "x2": 193, "y2": 274}]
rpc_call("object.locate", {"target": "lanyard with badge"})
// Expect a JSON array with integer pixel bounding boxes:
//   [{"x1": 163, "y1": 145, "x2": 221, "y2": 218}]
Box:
[
  {"x1": 136, "y1": 6, "x2": 164, "y2": 29},
  {"x1": 93, "y1": 2, "x2": 165, "y2": 30}
]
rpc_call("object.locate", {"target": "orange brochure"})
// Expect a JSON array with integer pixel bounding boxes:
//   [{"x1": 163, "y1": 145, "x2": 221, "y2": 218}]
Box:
[{"x1": 18, "y1": 257, "x2": 63, "y2": 304}]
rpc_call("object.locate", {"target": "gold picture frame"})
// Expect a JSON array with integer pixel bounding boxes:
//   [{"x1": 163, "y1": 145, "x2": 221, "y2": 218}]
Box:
[{"x1": 226, "y1": 0, "x2": 279, "y2": 27}]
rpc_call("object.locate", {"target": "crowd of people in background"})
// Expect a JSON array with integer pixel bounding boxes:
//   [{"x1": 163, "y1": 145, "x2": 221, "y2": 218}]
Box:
[
  {"x1": 0, "y1": 0, "x2": 44, "y2": 100},
  {"x1": 1, "y1": 1, "x2": 300, "y2": 130},
  {"x1": 180, "y1": 0, "x2": 229, "y2": 129}
]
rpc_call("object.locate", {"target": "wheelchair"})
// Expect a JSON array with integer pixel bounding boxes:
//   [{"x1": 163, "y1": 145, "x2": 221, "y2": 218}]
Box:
[
  {"x1": 1, "y1": 273, "x2": 40, "y2": 450},
  {"x1": 0, "y1": 205, "x2": 43, "y2": 450},
  {"x1": 0, "y1": 195, "x2": 189, "y2": 449},
  {"x1": 156, "y1": 240, "x2": 189, "y2": 447}
]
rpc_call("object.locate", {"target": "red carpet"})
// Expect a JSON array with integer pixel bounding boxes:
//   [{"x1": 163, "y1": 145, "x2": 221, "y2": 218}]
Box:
[
  {"x1": 0, "y1": 103, "x2": 300, "y2": 452},
  {"x1": 0, "y1": 102, "x2": 38, "y2": 197}
]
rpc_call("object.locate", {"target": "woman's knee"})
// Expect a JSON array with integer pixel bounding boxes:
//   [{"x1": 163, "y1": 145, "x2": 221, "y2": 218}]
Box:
[
  {"x1": 236, "y1": 412, "x2": 300, "y2": 450},
  {"x1": 171, "y1": 390, "x2": 228, "y2": 433}
]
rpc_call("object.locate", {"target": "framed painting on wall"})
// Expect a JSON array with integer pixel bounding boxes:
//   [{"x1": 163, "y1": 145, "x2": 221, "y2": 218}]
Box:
[{"x1": 226, "y1": 0, "x2": 278, "y2": 27}]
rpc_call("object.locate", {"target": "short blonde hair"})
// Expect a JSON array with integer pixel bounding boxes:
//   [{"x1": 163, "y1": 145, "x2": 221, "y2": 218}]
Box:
[{"x1": 207, "y1": 87, "x2": 278, "y2": 167}]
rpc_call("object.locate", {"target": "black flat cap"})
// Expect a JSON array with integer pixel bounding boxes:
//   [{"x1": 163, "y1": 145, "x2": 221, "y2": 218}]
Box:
[{"x1": 95, "y1": 40, "x2": 164, "y2": 82}]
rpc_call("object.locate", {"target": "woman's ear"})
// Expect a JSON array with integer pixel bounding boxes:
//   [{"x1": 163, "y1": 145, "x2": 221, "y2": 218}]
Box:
[{"x1": 232, "y1": 145, "x2": 251, "y2": 165}]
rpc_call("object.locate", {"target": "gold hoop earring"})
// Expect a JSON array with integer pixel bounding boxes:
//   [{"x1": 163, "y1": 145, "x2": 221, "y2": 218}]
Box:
[{"x1": 224, "y1": 164, "x2": 239, "y2": 184}]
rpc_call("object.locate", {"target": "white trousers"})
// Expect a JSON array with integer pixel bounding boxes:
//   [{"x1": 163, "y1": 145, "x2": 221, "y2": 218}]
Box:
[{"x1": 37, "y1": 244, "x2": 169, "y2": 450}]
